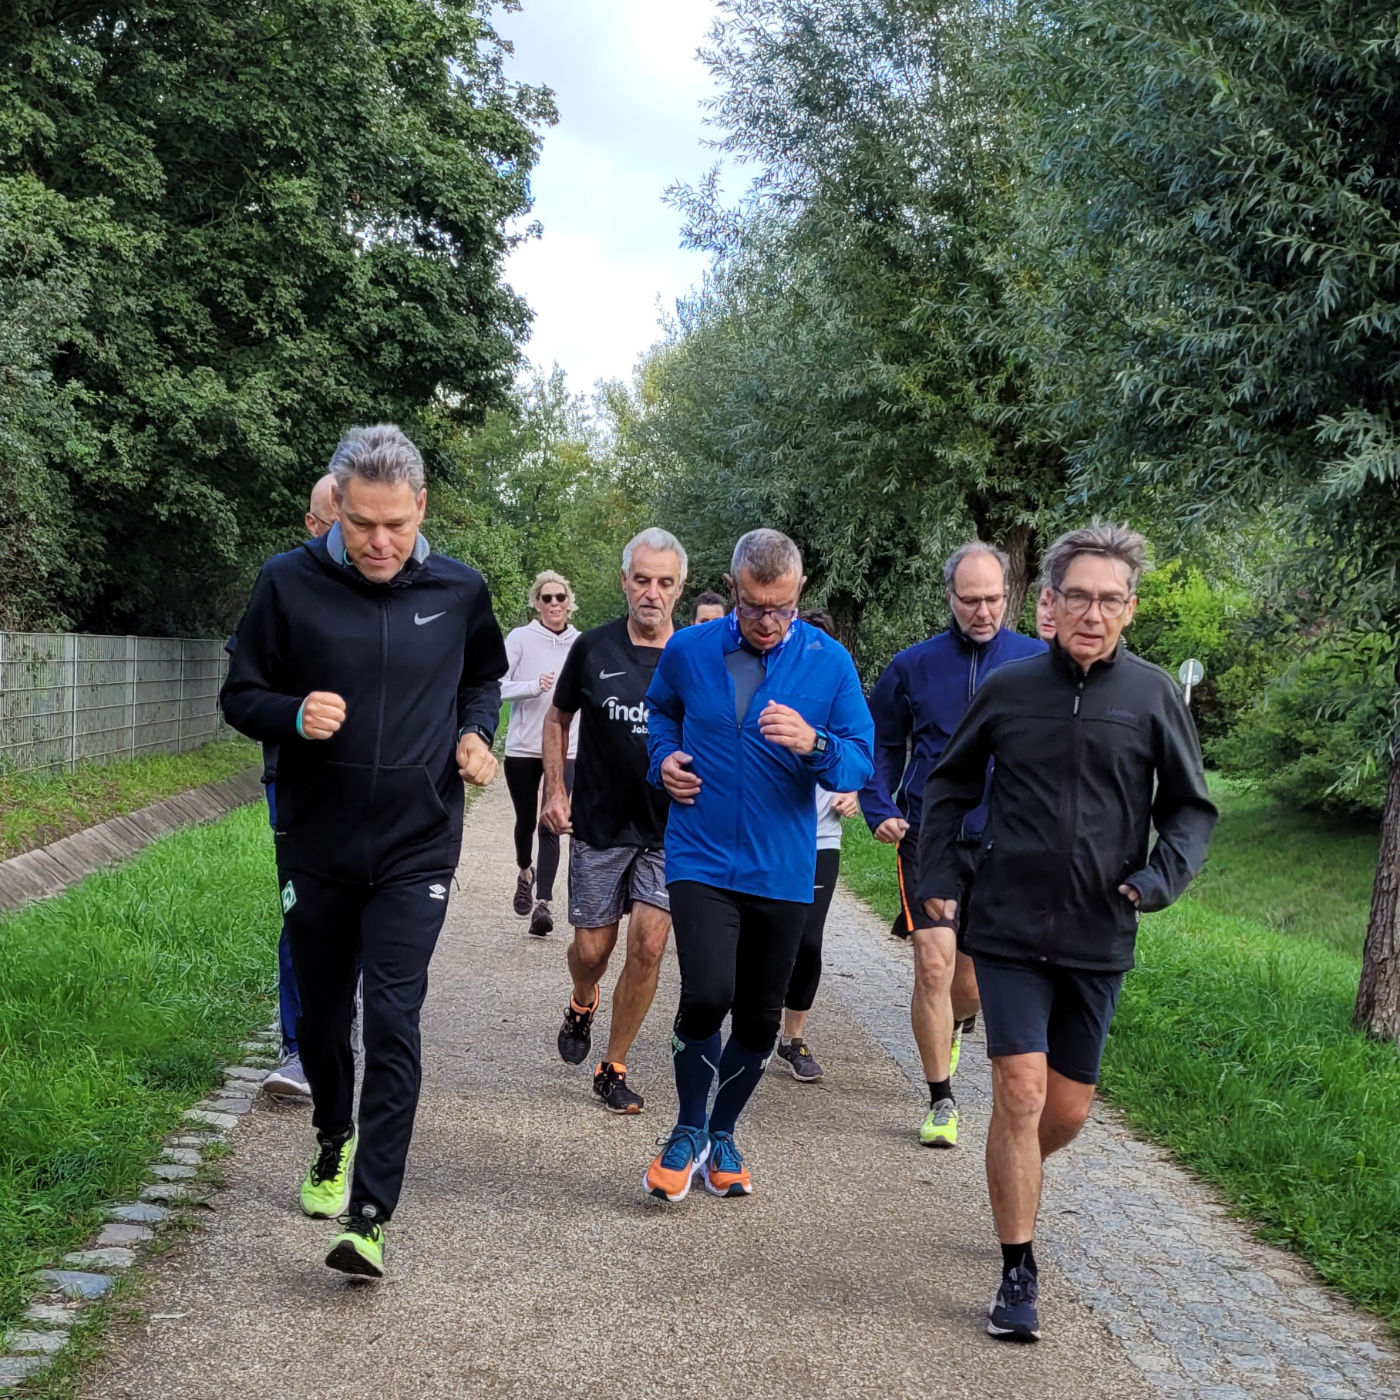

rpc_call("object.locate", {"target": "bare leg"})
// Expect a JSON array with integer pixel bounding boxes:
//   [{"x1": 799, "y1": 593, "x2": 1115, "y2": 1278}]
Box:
[
  {"x1": 603, "y1": 902, "x2": 671, "y2": 1065},
  {"x1": 782, "y1": 1007, "x2": 809, "y2": 1039},
  {"x1": 568, "y1": 922, "x2": 620, "y2": 1007},
  {"x1": 951, "y1": 950, "x2": 981, "y2": 1025},
  {"x1": 1038, "y1": 1067, "x2": 1096, "y2": 1159},
  {"x1": 910, "y1": 925, "x2": 957, "y2": 1082},
  {"x1": 986, "y1": 1052, "x2": 1048, "y2": 1243}
]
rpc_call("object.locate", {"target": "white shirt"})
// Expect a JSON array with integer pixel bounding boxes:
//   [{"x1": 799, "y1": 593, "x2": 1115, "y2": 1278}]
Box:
[
  {"x1": 816, "y1": 787, "x2": 844, "y2": 850},
  {"x1": 503, "y1": 620, "x2": 580, "y2": 758}
]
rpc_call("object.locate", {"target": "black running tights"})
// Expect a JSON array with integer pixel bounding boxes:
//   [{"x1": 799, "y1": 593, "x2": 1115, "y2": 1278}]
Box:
[
  {"x1": 503, "y1": 756, "x2": 574, "y2": 902},
  {"x1": 784, "y1": 847, "x2": 840, "y2": 1013}
]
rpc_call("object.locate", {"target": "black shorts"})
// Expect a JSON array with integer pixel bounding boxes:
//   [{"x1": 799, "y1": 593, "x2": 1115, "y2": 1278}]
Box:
[
  {"x1": 973, "y1": 954, "x2": 1125, "y2": 1085},
  {"x1": 891, "y1": 831, "x2": 976, "y2": 940}
]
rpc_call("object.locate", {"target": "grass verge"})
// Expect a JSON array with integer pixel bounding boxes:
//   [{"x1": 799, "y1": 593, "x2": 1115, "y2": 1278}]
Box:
[
  {"x1": 837, "y1": 783, "x2": 1400, "y2": 1333},
  {"x1": 0, "y1": 739, "x2": 259, "y2": 860},
  {"x1": 0, "y1": 802, "x2": 279, "y2": 1333}
]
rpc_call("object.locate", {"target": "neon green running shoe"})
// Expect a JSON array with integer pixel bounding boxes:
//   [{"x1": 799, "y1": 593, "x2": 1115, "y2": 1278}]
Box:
[
  {"x1": 950, "y1": 1022, "x2": 963, "y2": 1078},
  {"x1": 920, "y1": 1099, "x2": 959, "y2": 1148},
  {"x1": 326, "y1": 1213, "x2": 385, "y2": 1279},
  {"x1": 300, "y1": 1132, "x2": 356, "y2": 1219}
]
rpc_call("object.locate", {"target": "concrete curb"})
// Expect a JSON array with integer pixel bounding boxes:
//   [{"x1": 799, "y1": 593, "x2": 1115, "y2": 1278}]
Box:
[{"x1": 0, "y1": 767, "x2": 264, "y2": 914}]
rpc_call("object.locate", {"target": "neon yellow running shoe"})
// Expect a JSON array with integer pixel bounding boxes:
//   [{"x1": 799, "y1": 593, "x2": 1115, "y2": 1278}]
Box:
[
  {"x1": 920, "y1": 1099, "x2": 958, "y2": 1148},
  {"x1": 326, "y1": 1213, "x2": 385, "y2": 1279},
  {"x1": 950, "y1": 1022, "x2": 963, "y2": 1078},
  {"x1": 300, "y1": 1132, "x2": 356, "y2": 1218}
]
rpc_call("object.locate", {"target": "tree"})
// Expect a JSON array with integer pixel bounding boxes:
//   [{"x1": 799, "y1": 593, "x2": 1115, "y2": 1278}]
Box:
[
  {"x1": 0, "y1": 0, "x2": 553, "y2": 633},
  {"x1": 998, "y1": 0, "x2": 1400, "y2": 1037}
]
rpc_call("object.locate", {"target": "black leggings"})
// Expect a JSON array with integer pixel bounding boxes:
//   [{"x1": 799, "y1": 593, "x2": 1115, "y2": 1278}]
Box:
[
  {"x1": 503, "y1": 756, "x2": 574, "y2": 902},
  {"x1": 669, "y1": 880, "x2": 808, "y2": 1054},
  {"x1": 784, "y1": 847, "x2": 840, "y2": 1013}
]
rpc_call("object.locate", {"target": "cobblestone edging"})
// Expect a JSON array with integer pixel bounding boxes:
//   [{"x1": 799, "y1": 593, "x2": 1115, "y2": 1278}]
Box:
[
  {"x1": 0, "y1": 767, "x2": 264, "y2": 914},
  {"x1": 820, "y1": 882, "x2": 1400, "y2": 1400},
  {"x1": 0, "y1": 1026, "x2": 284, "y2": 1393}
]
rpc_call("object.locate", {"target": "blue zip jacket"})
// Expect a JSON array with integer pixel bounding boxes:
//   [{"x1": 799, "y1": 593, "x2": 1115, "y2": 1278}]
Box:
[
  {"x1": 647, "y1": 616, "x2": 874, "y2": 903},
  {"x1": 858, "y1": 625, "x2": 1046, "y2": 834}
]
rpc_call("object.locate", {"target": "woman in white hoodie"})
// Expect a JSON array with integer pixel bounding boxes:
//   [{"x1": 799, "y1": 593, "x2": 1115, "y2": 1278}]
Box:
[{"x1": 503, "y1": 571, "x2": 581, "y2": 935}]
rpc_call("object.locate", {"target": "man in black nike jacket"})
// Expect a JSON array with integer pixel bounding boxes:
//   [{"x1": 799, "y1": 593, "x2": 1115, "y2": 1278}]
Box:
[
  {"x1": 917, "y1": 521, "x2": 1217, "y2": 1343},
  {"x1": 221, "y1": 423, "x2": 506, "y2": 1280}
]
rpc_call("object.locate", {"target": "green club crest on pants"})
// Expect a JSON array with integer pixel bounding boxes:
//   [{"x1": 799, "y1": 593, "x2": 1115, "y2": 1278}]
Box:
[{"x1": 281, "y1": 880, "x2": 297, "y2": 914}]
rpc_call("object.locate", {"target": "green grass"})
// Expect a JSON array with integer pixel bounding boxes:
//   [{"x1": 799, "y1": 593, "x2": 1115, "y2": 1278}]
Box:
[
  {"x1": 0, "y1": 803, "x2": 279, "y2": 1332},
  {"x1": 0, "y1": 739, "x2": 259, "y2": 860},
  {"x1": 837, "y1": 781, "x2": 1400, "y2": 1332}
]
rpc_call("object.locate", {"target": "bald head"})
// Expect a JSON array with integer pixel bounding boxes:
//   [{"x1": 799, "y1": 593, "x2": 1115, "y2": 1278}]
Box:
[{"x1": 306, "y1": 473, "x2": 337, "y2": 538}]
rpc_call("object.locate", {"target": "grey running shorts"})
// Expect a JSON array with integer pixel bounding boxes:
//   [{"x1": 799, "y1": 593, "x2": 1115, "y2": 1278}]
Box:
[{"x1": 568, "y1": 838, "x2": 669, "y2": 928}]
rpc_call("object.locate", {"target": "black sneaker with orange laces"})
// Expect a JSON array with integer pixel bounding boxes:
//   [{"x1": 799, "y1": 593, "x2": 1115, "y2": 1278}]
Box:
[
  {"x1": 593, "y1": 1062, "x2": 644, "y2": 1114},
  {"x1": 557, "y1": 991, "x2": 597, "y2": 1064}
]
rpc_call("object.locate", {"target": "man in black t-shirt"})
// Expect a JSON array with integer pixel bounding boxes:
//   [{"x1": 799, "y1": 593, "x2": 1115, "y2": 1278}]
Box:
[{"x1": 541, "y1": 528, "x2": 686, "y2": 1114}]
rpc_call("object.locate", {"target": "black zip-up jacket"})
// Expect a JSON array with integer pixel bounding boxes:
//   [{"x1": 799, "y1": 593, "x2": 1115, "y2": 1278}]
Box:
[
  {"x1": 914, "y1": 641, "x2": 1217, "y2": 972},
  {"x1": 220, "y1": 534, "x2": 506, "y2": 884}
]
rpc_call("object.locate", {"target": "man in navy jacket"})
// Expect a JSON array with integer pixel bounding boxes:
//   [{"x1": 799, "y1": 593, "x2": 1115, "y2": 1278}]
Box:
[
  {"x1": 221, "y1": 424, "x2": 506, "y2": 1280},
  {"x1": 643, "y1": 528, "x2": 874, "y2": 1202},
  {"x1": 859, "y1": 543, "x2": 1045, "y2": 1150}
]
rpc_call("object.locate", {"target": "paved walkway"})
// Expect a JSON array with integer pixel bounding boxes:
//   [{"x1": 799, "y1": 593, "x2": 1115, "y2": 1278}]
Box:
[{"x1": 80, "y1": 783, "x2": 1399, "y2": 1399}]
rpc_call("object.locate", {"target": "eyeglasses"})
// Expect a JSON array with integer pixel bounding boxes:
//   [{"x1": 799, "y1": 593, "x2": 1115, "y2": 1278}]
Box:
[
  {"x1": 309, "y1": 512, "x2": 335, "y2": 529},
  {"x1": 1054, "y1": 587, "x2": 1131, "y2": 619},
  {"x1": 734, "y1": 602, "x2": 800, "y2": 624},
  {"x1": 539, "y1": 592, "x2": 567, "y2": 604},
  {"x1": 951, "y1": 591, "x2": 1007, "y2": 610}
]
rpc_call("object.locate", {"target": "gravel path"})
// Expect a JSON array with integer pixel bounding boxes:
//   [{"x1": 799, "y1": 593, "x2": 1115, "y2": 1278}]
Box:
[{"x1": 76, "y1": 782, "x2": 1398, "y2": 1399}]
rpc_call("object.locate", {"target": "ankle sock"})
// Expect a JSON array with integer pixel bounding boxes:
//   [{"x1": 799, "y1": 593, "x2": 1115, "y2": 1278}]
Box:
[
  {"x1": 1001, "y1": 1241, "x2": 1036, "y2": 1276},
  {"x1": 569, "y1": 988, "x2": 598, "y2": 1015},
  {"x1": 672, "y1": 1029, "x2": 722, "y2": 1129},
  {"x1": 707, "y1": 1037, "x2": 769, "y2": 1136},
  {"x1": 928, "y1": 1078, "x2": 953, "y2": 1106}
]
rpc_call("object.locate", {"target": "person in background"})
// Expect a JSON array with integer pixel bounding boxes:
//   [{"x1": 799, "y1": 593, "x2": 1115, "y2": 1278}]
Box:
[
  {"x1": 1035, "y1": 582, "x2": 1056, "y2": 642},
  {"x1": 773, "y1": 607, "x2": 860, "y2": 1084},
  {"x1": 502, "y1": 571, "x2": 580, "y2": 937},
  {"x1": 692, "y1": 591, "x2": 727, "y2": 625}
]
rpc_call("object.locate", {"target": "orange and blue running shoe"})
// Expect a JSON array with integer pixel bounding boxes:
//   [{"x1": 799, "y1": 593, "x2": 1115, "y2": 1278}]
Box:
[
  {"x1": 644, "y1": 1125, "x2": 710, "y2": 1202},
  {"x1": 702, "y1": 1130, "x2": 753, "y2": 1197}
]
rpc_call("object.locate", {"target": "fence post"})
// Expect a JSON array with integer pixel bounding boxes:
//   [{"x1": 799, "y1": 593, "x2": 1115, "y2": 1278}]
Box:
[
  {"x1": 128, "y1": 635, "x2": 138, "y2": 759},
  {"x1": 176, "y1": 639, "x2": 185, "y2": 754},
  {"x1": 63, "y1": 632, "x2": 77, "y2": 771}
]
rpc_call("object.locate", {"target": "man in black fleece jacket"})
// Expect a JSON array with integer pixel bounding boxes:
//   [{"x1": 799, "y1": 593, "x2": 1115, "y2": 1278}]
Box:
[
  {"x1": 221, "y1": 424, "x2": 506, "y2": 1280},
  {"x1": 917, "y1": 522, "x2": 1217, "y2": 1344}
]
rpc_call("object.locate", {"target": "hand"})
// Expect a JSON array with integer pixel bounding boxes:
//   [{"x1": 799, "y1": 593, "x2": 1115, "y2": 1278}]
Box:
[
  {"x1": 456, "y1": 732, "x2": 498, "y2": 787},
  {"x1": 1118, "y1": 883, "x2": 1142, "y2": 908},
  {"x1": 540, "y1": 788, "x2": 572, "y2": 834},
  {"x1": 538, "y1": 672, "x2": 555, "y2": 693},
  {"x1": 660, "y1": 751, "x2": 702, "y2": 804},
  {"x1": 757, "y1": 700, "x2": 817, "y2": 754},
  {"x1": 874, "y1": 817, "x2": 909, "y2": 845},
  {"x1": 300, "y1": 691, "x2": 347, "y2": 740},
  {"x1": 830, "y1": 791, "x2": 861, "y2": 819},
  {"x1": 923, "y1": 896, "x2": 958, "y2": 923}
]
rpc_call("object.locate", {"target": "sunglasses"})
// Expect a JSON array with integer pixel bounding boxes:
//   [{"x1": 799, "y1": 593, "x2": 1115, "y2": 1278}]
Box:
[{"x1": 539, "y1": 592, "x2": 567, "y2": 604}]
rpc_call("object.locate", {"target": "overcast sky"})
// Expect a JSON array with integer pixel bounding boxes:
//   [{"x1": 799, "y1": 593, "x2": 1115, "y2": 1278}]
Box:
[{"x1": 497, "y1": 0, "x2": 729, "y2": 395}]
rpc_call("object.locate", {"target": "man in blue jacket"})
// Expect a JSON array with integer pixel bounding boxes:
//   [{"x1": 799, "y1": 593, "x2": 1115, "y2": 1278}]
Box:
[
  {"x1": 859, "y1": 542, "x2": 1045, "y2": 1149},
  {"x1": 221, "y1": 424, "x2": 506, "y2": 1280},
  {"x1": 643, "y1": 528, "x2": 874, "y2": 1202}
]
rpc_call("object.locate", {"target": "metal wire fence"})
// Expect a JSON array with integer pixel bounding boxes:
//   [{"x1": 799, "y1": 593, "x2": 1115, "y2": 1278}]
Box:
[{"x1": 0, "y1": 633, "x2": 231, "y2": 774}]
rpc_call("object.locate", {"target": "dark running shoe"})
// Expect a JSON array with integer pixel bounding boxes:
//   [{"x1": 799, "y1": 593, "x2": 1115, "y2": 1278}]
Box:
[
  {"x1": 513, "y1": 867, "x2": 534, "y2": 916},
  {"x1": 775, "y1": 1038, "x2": 824, "y2": 1082},
  {"x1": 528, "y1": 900, "x2": 554, "y2": 937},
  {"x1": 987, "y1": 1265, "x2": 1041, "y2": 1342},
  {"x1": 557, "y1": 991, "x2": 597, "y2": 1064},
  {"x1": 593, "y1": 1062, "x2": 644, "y2": 1113}
]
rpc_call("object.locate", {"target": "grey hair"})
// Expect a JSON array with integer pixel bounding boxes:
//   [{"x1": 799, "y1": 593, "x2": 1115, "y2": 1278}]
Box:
[
  {"x1": 730, "y1": 528, "x2": 803, "y2": 584},
  {"x1": 529, "y1": 569, "x2": 578, "y2": 618},
  {"x1": 622, "y1": 527, "x2": 689, "y2": 584},
  {"x1": 328, "y1": 424, "x2": 425, "y2": 495},
  {"x1": 943, "y1": 540, "x2": 1010, "y2": 591},
  {"x1": 1042, "y1": 520, "x2": 1151, "y2": 594}
]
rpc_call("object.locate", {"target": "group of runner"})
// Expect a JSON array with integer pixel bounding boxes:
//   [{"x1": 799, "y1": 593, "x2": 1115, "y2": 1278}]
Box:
[{"x1": 221, "y1": 423, "x2": 1217, "y2": 1346}]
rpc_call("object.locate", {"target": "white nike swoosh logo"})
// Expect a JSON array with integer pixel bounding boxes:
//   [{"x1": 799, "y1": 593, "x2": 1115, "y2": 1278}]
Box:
[
  {"x1": 414, "y1": 611, "x2": 447, "y2": 626},
  {"x1": 599, "y1": 669, "x2": 626, "y2": 679}
]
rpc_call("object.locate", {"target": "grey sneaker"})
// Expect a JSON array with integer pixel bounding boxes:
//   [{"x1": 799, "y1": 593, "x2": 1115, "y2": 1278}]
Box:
[
  {"x1": 513, "y1": 867, "x2": 534, "y2": 916},
  {"x1": 528, "y1": 900, "x2": 554, "y2": 938},
  {"x1": 264, "y1": 1052, "x2": 311, "y2": 1099},
  {"x1": 775, "y1": 1038, "x2": 824, "y2": 1082}
]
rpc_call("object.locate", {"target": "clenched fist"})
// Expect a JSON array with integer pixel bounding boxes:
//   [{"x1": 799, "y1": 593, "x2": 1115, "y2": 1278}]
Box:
[{"x1": 300, "y1": 691, "x2": 347, "y2": 740}]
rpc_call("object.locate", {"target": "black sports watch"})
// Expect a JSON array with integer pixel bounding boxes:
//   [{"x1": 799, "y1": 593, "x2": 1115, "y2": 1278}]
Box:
[
  {"x1": 458, "y1": 724, "x2": 492, "y2": 744},
  {"x1": 809, "y1": 727, "x2": 829, "y2": 757}
]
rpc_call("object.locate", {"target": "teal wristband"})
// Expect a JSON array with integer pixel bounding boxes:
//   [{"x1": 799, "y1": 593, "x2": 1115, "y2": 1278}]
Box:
[{"x1": 295, "y1": 699, "x2": 308, "y2": 738}]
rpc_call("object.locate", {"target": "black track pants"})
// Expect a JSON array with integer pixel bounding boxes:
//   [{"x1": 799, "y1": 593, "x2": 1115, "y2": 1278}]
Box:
[
  {"x1": 279, "y1": 866, "x2": 453, "y2": 1220},
  {"x1": 669, "y1": 880, "x2": 808, "y2": 1053},
  {"x1": 785, "y1": 847, "x2": 840, "y2": 1013},
  {"x1": 503, "y1": 757, "x2": 574, "y2": 902}
]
